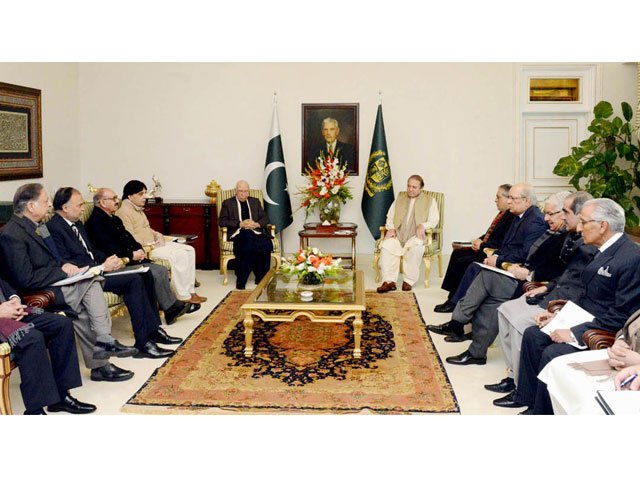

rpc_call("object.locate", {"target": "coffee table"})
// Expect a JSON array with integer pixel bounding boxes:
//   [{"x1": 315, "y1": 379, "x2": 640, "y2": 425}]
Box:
[{"x1": 240, "y1": 269, "x2": 366, "y2": 358}]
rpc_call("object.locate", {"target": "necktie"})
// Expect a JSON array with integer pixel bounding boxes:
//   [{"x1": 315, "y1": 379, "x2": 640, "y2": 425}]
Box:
[
  {"x1": 72, "y1": 223, "x2": 94, "y2": 261},
  {"x1": 328, "y1": 146, "x2": 334, "y2": 158}
]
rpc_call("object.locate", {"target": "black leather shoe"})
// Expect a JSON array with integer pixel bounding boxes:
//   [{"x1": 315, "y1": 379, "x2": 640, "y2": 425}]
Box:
[
  {"x1": 236, "y1": 284, "x2": 246, "y2": 290},
  {"x1": 93, "y1": 340, "x2": 138, "y2": 359},
  {"x1": 518, "y1": 407, "x2": 534, "y2": 415},
  {"x1": 24, "y1": 408, "x2": 46, "y2": 415},
  {"x1": 47, "y1": 395, "x2": 97, "y2": 414},
  {"x1": 485, "y1": 377, "x2": 516, "y2": 394},
  {"x1": 164, "y1": 301, "x2": 190, "y2": 325},
  {"x1": 445, "y1": 350, "x2": 486, "y2": 365},
  {"x1": 134, "y1": 340, "x2": 174, "y2": 359},
  {"x1": 428, "y1": 320, "x2": 464, "y2": 337},
  {"x1": 186, "y1": 302, "x2": 201, "y2": 314},
  {"x1": 90, "y1": 363, "x2": 135, "y2": 382},
  {"x1": 434, "y1": 300, "x2": 456, "y2": 313},
  {"x1": 493, "y1": 390, "x2": 526, "y2": 408},
  {"x1": 444, "y1": 332, "x2": 473, "y2": 343},
  {"x1": 150, "y1": 328, "x2": 182, "y2": 345}
]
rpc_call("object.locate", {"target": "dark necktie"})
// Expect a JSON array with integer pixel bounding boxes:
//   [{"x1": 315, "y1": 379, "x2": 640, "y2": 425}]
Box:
[
  {"x1": 71, "y1": 223, "x2": 94, "y2": 260},
  {"x1": 240, "y1": 201, "x2": 250, "y2": 222}
]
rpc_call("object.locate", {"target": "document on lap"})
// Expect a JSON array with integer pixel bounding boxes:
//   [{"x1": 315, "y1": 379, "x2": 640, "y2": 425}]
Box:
[
  {"x1": 50, "y1": 266, "x2": 100, "y2": 286},
  {"x1": 596, "y1": 390, "x2": 640, "y2": 415},
  {"x1": 102, "y1": 265, "x2": 150, "y2": 277},
  {"x1": 474, "y1": 262, "x2": 516, "y2": 278},
  {"x1": 541, "y1": 300, "x2": 593, "y2": 349}
]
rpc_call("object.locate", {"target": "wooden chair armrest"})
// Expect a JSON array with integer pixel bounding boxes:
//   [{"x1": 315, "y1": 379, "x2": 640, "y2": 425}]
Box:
[
  {"x1": 547, "y1": 299, "x2": 567, "y2": 314},
  {"x1": 483, "y1": 247, "x2": 496, "y2": 256},
  {"x1": 221, "y1": 226, "x2": 229, "y2": 243},
  {"x1": 268, "y1": 224, "x2": 276, "y2": 236},
  {"x1": 582, "y1": 329, "x2": 617, "y2": 350},
  {"x1": 22, "y1": 290, "x2": 55, "y2": 309},
  {"x1": 451, "y1": 242, "x2": 473, "y2": 251},
  {"x1": 523, "y1": 281, "x2": 548, "y2": 292},
  {"x1": 0, "y1": 342, "x2": 11, "y2": 355}
]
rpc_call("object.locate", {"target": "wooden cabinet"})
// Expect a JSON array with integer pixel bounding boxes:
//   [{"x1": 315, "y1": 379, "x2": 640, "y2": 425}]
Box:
[{"x1": 144, "y1": 199, "x2": 219, "y2": 270}]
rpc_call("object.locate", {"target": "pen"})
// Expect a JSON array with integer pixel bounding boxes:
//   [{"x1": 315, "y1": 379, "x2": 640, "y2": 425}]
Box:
[{"x1": 620, "y1": 373, "x2": 638, "y2": 389}]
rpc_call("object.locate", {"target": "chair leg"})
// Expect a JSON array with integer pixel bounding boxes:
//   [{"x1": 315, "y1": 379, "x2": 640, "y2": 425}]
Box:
[
  {"x1": 438, "y1": 253, "x2": 444, "y2": 277},
  {"x1": 373, "y1": 253, "x2": 381, "y2": 282},
  {"x1": 423, "y1": 256, "x2": 431, "y2": 288},
  {"x1": 222, "y1": 258, "x2": 231, "y2": 286},
  {"x1": 0, "y1": 358, "x2": 12, "y2": 415}
]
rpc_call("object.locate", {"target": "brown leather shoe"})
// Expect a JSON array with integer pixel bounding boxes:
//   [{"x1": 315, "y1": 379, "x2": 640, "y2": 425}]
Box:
[
  {"x1": 402, "y1": 281, "x2": 412, "y2": 291},
  {"x1": 376, "y1": 281, "x2": 397, "y2": 293},
  {"x1": 190, "y1": 293, "x2": 208, "y2": 304}
]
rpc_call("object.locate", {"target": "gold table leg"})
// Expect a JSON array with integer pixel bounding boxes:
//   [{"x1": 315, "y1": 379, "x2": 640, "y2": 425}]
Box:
[
  {"x1": 243, "y1": 314, "x2": 254, "y2": 357},
  {"x1": 353, "y1": 314, "x2": 363, "y2": 358}
]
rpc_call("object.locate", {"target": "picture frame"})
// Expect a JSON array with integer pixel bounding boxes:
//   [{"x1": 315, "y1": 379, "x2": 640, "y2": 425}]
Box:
[
  {"x1": 302, "y1": 103, "x2": 359, "y2": 176},
  {"x1": 0, "y1": 81, "x2": 43, "y2": 180}
]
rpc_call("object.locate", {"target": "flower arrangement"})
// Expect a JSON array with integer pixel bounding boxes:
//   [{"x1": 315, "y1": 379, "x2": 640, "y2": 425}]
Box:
[
  {"x1": 298, "y1": 153, "x2": 353, "y2": 222},
  {"x1": 281, "y1": 247, "x2": 343, "y2": 285}
]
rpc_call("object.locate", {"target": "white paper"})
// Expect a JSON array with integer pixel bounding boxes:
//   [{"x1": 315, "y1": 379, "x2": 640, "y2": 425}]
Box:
[
  {"x1": 50, "y1": 266, "x2": 100, "y2": 286},
  {"x1": 103, "y1": 265, "x2": 150, "y2": 277},
  {"x1": 596, "y1": 390, "x2": 640, "y2": 415},
  {"x1": 474, "y1": 261, "x2": 516, "y2": 279},
  {"x1": 540, "y1": 300, "x2": 594, "y2": 349}
]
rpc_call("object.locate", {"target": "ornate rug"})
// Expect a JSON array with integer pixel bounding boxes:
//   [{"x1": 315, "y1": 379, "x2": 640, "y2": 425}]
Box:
[{"x1": 123, "y1": 291, "x2": 459, "y2": 414}]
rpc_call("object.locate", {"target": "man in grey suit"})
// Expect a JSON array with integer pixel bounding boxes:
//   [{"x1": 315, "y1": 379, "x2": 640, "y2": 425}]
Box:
[
  {"x1": 514, "y1": 198, "x2": 640, "y2": 414},
  {"x1": 488, "y1": 192, "x2": 596, "y2": 406}
]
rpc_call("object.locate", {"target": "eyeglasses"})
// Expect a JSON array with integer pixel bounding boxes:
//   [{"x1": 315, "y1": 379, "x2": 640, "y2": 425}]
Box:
[
  {"x1": 507, "y1": 195, "x2": 526, "y2": 201},
  {"x1": 578, "y1": 219, "x2": 600, "y2": 226},
  {"x1": 544, "y1": 210, "x2": 562, "y2": 216},
  {"x1": 103, "y1": 196, "x2": 119, "y2": 202}
]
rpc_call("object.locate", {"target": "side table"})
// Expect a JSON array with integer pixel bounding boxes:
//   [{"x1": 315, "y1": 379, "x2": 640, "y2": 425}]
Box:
[{"x1": 298, "y1": 222, "x2": 357, "y2": 269}]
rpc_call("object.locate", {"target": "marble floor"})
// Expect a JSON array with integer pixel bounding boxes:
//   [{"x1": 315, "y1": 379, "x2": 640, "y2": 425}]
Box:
[{"x1": 6, "y1": 253, "x2": 524, "y2": 415}]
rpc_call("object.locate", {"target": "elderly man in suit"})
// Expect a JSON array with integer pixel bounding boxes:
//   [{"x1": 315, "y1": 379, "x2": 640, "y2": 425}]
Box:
[
  {"x1": 376, "y1": 174, "x2": 440, "y2": 293},
  {"x1": 305, "y1": 117, "x2": 356, "y2": 174},
  {"x1": 429, "y1": 182, "x2": 548, "y2": 341},
  {"x1": 85, "y1": 188, "x2": 199, "y2": 325},
  {"x1": 514, "y1": 198, "x2": 640, "y2": 414},
  {"x1": 0, "y1": 276, "x2": 96, "y2": 414},
  {"x1": 488, "y1": 192, "x2": 596, "y2": 407},
  {"x1": 0, "y1": 183, "x2": 136, "y2": 383},
  {"x1": 434, "y1": 184, "x2": 515, "y2": 313},
  {"x1": 218, "y1": 180, "x2": 273, "y2": 290},
  {"x1": 47, "y1": 187, "x2": 181, "y2": 359},
  {"x1": 442, "y1": 191, "x2": 571, "y2": 366}
]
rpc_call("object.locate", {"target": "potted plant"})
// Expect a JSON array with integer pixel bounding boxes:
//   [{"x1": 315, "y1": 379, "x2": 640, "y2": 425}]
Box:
[{"x1": 553, "y1": 101, "x2": 640, "y2": 231}]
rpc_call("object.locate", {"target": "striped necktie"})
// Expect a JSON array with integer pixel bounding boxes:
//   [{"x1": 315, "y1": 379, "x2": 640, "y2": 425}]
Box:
[{"x1": 71, "y1": 223, "x2": 94, "y2": 261}]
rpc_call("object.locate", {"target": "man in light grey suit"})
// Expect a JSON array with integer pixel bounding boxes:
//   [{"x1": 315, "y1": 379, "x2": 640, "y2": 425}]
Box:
[{"x1": 487, "y1": 192, "x2": 595, "y2": 406}]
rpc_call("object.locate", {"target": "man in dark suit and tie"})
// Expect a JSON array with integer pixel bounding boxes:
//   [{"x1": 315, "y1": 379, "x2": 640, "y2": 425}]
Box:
[
  {"x1": 0, "y1": 183, "x2": 136, "y2": 383},
  {"x1": 0, "y1": 276, "x2": 96, "y2": 414},
  {"x1": 218, "y1": 180, "x2": 273, "y2": 290},
  {"x1": 305, "y1": 117, "x2": 356, "y2": 174},
  {"x1": 514, "y1": 198, "x2": 640, "y2": 414},
  {"x1": 47, "y1": 187, "x2": 181, "y2": 359}
]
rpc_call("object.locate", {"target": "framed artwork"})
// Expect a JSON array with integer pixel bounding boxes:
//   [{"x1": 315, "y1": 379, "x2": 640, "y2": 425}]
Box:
[
  {"x1": 0, "y1": 82, "x2": 43, "y2": 180},
  {"x1": 302, "y1": 103, "x2": 359, "y2": 175}
]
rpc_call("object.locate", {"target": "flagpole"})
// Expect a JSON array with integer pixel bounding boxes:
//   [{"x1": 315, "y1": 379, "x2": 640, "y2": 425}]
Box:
[{"x1": 378, "y1": 90, "x2": 382, "y2": 106}]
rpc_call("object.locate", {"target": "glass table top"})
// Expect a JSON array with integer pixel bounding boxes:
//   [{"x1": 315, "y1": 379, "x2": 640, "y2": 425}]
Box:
[{"x1": 254, "y1": 270, "x2": 356, "y2": 305}]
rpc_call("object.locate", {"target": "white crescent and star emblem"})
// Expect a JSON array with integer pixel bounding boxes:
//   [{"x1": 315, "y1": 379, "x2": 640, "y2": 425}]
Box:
[{"x1": 263, "y1": 161, "x2": 287, "y2": 205}]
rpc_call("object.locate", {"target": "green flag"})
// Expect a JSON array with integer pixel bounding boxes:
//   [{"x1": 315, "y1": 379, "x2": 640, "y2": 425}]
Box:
[
  {"x1": 361, "y1": 104, "x2": 394, "y2": 239},
  {"x1": 262, "y1": 104, "x2": 293, "y2": 233}
]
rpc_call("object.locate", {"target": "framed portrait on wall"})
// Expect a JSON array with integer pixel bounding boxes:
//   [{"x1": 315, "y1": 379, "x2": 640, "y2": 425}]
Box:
[
  {"x1": 302, "y1": 103, "x2": 359, "y2": 175},
  {"x1": 0, "y1": 82, "x2": 43, "y2": 181}
]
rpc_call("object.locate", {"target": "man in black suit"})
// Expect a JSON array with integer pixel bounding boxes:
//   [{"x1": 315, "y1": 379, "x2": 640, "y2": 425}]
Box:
[
  {"x1": 434, "y1": 184, "x2": 515, "y2": 313},
  {"x1": 0, "y1": 277, "x2": 95, "y2": 414},
  {"x1": 48, "y1": 187, "x2": 181, "y2": 359},
  {"x1": 218, "y1": 180, "x2": 273, "y2": 290},
  {"x1": 428, "y1": 182, "x2": 548, "y2": 342},
  {"x1": 0, "y1": 183, "x2": 137, "y2": 383},
  {"x1": 443, "y1": 191, "x2": 572, "y2": 365},
  {"x1": 84, "y1": 188, "x2": 198, "y2": 325},
  {"x1": 515, "y1": 198, "x2": 640, "y2": 414},
  {"x1": 305, "y1": 117, "x2": 356, "y2": 174}
]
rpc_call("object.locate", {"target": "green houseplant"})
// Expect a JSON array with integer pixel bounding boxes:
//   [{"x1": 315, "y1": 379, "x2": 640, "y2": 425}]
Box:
[{"x1": 553, "y1": 100, "x2": 640, "y2": 228}]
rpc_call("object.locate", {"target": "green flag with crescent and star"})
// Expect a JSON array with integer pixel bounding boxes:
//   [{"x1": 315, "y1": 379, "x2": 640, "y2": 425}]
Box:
[
  {"x1": 262, "y1": 104, "x2": 292, "y2": 233},
  {"x1": 361, "y1": 104, "x2": 394, "y2": 239}
]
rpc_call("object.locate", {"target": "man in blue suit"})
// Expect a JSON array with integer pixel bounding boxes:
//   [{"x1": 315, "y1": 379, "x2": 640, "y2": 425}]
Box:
[{"x1": 514, "y1": 198, "x2": 640, "y2": 414}]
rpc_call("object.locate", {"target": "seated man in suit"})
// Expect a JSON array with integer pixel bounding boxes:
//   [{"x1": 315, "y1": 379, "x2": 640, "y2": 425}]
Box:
[
  {"x1": 116, "y1": 180, "x2": 207, "y2": 305},
  {"x1": 376, "y1": 174, "x2": 440, "y2": 293},
  {"x1": 0, "y1": 183, "x2": 136, "y2": 383},
  {"x1": 428, "y1": 182, "x2": 548, "y2": 340},
  {"x1": 514, "y1": 198, "x2": 640, "y2": 414},
  {"x1": 305, "y1": 117, "x2": 356, "y2": 174},
  {"x1": 218, "y1": 180, "x2": 273, "y2": 290},
  {"x1": 488, "y1": 192, "x2": 596, "y2": 407},
  {"x1": 47, "y1": 187, "x2": 181, "y2": 359},
  {"x1": 442, "y1": 191, "x2": 571, "y2": 365},
  {"x1": 434, "y1": 184, "x2": 515, "y2": 313},
  {"x1": 85, "y1": 188, "x2": 199, "y2": 325},
  {"x1": 0, "y1": 277, "x2": 96, "y2": 414}
]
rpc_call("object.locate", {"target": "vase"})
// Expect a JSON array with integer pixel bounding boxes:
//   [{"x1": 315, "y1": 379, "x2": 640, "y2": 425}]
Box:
[
  {"x1": 300, "y1": 271, "x2": 324, "y2": 285},
  {"x1": 317, "y1": 198, "x2": 341, "y2": 225}
]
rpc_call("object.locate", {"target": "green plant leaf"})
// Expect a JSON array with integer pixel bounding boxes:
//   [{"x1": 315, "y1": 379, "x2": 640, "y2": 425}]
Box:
[
  {"x1": 633, "y1": 196, "x2": 640, "y2": 210},
  {"x1": 625, "y1": 210, "x2": 639, "y2": 228},
  {"x1": 553, "y1": 156, "x2": 580, "y2": 176},
  {"x1": 612, "y1": 116, "x2": 623, "y2": 132},
  {"x1": 594, "y1": 101, "x2": 613, "y2": 119},
  {"x1": 622, "y1": 102, "x2": 633, "y2": 122}
]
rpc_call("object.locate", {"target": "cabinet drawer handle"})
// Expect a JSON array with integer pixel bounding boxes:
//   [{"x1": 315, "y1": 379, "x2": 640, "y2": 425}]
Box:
[{"x1": 182, "y1": 207, "x2": 190, "y2": 212}]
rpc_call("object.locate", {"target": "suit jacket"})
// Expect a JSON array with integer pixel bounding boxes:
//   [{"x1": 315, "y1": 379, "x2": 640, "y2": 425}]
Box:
[
  {"x1": 46, "y1": 213, "x2": 106, "y2": 267},
  {"x1": 305, "y1": 139, "x2": 355, "y2": 174},
  {"x1": 571, "y1": 234, "x2": 640, "y2": 343},
  {"x1": 479, "y1": 210, "x2": 516, "y2": 251},
  {"x1": 494, "y1": 205, "x2": 548, "y2": 269},
  {"x1": 218, "y1": 196, "x2": 269, "y2": 239},
  {"x1": 0, "y1": 215, "x2": 67, "y2": 294},
  {"x1": 523, "y1": 228, "x2": 569, "y2": 282},
  {"x1": 85, "y1": 207, "x2": 147, "y2": 264}
]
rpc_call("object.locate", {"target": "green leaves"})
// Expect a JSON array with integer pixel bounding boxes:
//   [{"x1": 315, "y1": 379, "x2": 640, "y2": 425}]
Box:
[
  {"x1": 622, "y1": 102, "x2": 633, "y2": 122},
  {"x1": 593, "y1": 101, "x2": 614, "y2": 119}
]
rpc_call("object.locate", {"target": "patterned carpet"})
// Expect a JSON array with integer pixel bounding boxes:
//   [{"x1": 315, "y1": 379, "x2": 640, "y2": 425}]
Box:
[{"x1": 123, "y1": 291, "x2": 459, "y2": 414}]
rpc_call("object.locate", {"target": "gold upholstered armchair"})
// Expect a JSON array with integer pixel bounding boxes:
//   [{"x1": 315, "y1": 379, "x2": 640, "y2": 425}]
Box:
[
  {"x1": 216, "y1": 187, "x2": 281, "y2": 285},
  {"x1": 373, "y1": 190, "x2": 445, "y2": 288}
]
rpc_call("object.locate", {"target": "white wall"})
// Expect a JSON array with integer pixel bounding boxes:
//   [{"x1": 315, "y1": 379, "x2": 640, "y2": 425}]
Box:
[
  {"x1": 2, "y1": 63, "x2": 636, "y2": 257},
  {"x1": 0, "y1": 63, "x2": 79, "y2": 199}
]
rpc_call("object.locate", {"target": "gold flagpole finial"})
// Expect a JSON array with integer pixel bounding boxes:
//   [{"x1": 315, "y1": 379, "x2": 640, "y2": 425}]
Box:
[
  {"x1": 273, "y1": 90, "x2": 277, "y2": 105},
  {"x1": 378, "y1": 90, "x2": 383, "y2": 105}
]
